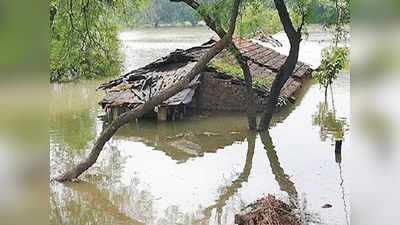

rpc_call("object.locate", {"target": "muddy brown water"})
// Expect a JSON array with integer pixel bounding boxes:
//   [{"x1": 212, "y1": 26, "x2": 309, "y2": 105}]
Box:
[{"x1": 50, "y1": 26, "x2": 350, "y2": 225}]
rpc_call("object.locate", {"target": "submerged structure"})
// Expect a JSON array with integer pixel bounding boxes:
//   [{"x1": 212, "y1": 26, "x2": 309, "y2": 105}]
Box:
[{"x1": 98, "y1": 38, "x2": 313, "y2": 121}]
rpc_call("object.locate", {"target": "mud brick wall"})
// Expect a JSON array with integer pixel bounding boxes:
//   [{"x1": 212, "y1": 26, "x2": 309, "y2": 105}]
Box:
[{"x1": 190, "y1": 72, "x2": 268, "y2": 112}]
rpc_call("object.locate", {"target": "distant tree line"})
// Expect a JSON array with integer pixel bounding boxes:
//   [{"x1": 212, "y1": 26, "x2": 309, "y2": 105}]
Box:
[{"x1": 133, "y1": 0, "x2": 203, "y2": 27}]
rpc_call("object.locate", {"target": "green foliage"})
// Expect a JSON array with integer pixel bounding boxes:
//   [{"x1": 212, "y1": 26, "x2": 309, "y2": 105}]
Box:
[
  {"x1": 312, "y1": 47, "x2": 349, "y2": 89},
  {"x1": 236, "y1": 2, "x2": 283, "y2": 38},
  {"x1": 312, "y1": 101, "x2": 348, "y2": 142},
  {"x1": 211, "y1": 58, "x2": 243, "y2": 77},
  {"x1": 253, "y1": 77, "x2": 272, "y2": 88},
  {"x1": 135, "y1": 0, "x2": 201, "y2": 27},
  {"x1": 316, "y1": 0, "x2": 350, "y2": 43},
  {"x1": 50, "y1": 0, "x2": 145, "y2": 82},
  {"x1": 210, "y1": 51, "x2": 272, "y2": 88}
]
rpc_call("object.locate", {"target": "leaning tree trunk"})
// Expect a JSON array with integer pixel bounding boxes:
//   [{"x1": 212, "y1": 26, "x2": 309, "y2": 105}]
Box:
[
  {"x1": 258, "y1": 0, "x2": 304, "y2": 131},
  {"x1": 55, "y1": 0, "x2": 242, "y2": 182},
  {"x1": 171, "y1": 0, "x2": 257, "y2": 130},
  {"x1": 258, "y1": 39, "x2": 300, "y2": 130},
  {"x1": 236, "y1": 54, "x2": 257, "y2": 130}
]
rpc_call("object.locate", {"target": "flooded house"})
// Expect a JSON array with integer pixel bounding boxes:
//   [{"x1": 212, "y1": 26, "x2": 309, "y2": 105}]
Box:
[{"x1": 97, "y1": 37, "x2": 313, "y2": 121}]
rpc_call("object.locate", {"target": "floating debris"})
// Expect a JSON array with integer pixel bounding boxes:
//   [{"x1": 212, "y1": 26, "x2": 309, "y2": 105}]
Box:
[
  {"x1": 322, "y1": 204, "x2": 333, "y2": 208},
  {"x1": 235, "y1": 194, "x2": 303, "y2": 225},
  {"x1": 201, "y1": 132, "x2": 220, "y2": 137}
]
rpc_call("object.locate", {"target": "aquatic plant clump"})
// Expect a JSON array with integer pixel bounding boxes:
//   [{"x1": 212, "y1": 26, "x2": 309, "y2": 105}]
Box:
[{"x1": 235, "y1": 194, "x2": 303, "y2": 225}]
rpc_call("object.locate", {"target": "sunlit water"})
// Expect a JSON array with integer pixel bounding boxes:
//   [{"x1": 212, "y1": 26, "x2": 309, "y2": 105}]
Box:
[{"x1": 50, "y1": 26, "x2": 350, "y2": 225}]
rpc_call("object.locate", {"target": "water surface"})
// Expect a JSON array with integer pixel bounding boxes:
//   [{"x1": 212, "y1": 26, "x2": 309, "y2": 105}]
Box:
[{"x1": 50, "y1": 26, "x2": 350, "y2": 225}]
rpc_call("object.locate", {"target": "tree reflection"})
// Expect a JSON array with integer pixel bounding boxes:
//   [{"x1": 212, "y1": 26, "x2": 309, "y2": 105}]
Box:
[
  {"x1": 260, "y1": 131, "x2": 320, "y2": 224},
  {"x1": 312, "y1": 87, "x2": 348, "y2": 143},
  {"x1": 193, "y1": 131, "x2": 256, "y2": 224},
  {"x1": 259, "y1": 131, "x2": 298, "y2": 204},
  {"x1": 51, "y1": 110, "x2": 96, "y2": 150},
  {"x1": 50, "y1": 181, "x2": 146, "y2": 225}
]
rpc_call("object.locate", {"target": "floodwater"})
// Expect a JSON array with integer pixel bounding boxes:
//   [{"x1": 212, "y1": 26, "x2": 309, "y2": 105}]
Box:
[{"x1": 50, "y1": 26, "x2": 350, "y2": 225}]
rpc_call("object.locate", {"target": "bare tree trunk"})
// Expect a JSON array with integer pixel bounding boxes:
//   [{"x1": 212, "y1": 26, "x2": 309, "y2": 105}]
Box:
[
  {"x1": 55, "y1": 0, "x2": 242, "y2": 182},
  {"x1": 258, "y1": 0, "x2": 303, "y2": 131},
  {"x1": 236, "y1": 55, "x2": 257, "y2": 130},
  {"x1": 171, "y1": 0, "x2": 257, "y2": 130},
  {"x1": 258, "y1": 39, "x2": 300, "y2": 130}
]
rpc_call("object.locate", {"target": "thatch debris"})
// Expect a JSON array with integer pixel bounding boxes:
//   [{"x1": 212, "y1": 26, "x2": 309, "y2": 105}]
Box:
[{"x1": 235, "y1": 195, "x2": 303, "y2": 225}]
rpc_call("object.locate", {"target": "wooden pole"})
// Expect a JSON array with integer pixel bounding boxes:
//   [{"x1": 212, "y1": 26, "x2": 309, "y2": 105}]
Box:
[
  {"x1": 335, "y1": 140, "x2": 342, "y2": 154},
  {"x1": 157, "y1": 106, "x2": 168, "y2": 121}
]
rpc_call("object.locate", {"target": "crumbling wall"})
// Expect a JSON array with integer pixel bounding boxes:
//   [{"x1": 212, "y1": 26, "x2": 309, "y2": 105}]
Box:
[{"x1": 190, "y1": 71, "x2": 269, "y2": 112}]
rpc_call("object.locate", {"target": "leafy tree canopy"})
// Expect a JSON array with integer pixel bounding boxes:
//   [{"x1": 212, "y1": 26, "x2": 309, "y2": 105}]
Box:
[{"x1": 50, "y1": 0, "x2": 146, "y2": 82}]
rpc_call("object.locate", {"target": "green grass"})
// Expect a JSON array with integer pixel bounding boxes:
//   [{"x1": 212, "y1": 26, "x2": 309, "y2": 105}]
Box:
[
  {"x1": 253, "y1": 77, "x2": 271, "y2": 88},
  {"x1": 210, "y1": 53, "x2": 272, "y2": 89},
  {"x1": 211, "y1": 59, "x2": 243, "y2": 78}
]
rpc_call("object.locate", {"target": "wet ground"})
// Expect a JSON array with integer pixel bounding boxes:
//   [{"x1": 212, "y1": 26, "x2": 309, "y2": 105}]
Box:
[{"x1": 50, "y1": 26, "x2": 350, "y2": 225}]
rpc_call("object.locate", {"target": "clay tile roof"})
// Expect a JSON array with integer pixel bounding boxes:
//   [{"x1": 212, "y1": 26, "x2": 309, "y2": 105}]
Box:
[{"x1": 98, "y1": 37, "x2": 313, "y2": 110}]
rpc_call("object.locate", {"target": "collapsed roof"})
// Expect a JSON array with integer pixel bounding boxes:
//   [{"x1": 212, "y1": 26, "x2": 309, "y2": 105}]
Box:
[{"x1": 97, "y1": 38, "x2": 313, "y2": 110}]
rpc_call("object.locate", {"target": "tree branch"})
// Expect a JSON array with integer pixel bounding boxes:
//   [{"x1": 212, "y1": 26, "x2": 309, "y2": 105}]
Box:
[
  {"x1": 54, "y1": 0, "x2": 242, "y2": 182},
  {"x1": 297, "y1": 11, "x2": 306, "y2": 34},
  {"x1": 273, "y1": 0, "x2": 298, "y2": 39},
  {"x1": 68, "y1": 0, "x2": 75, "y2": 31},
  {"x1": 170, "y1": 0, "x2": 225, "y2": 36},
  {"x1": 170, "y1": 0, "x2": 257, "y2": 130}
]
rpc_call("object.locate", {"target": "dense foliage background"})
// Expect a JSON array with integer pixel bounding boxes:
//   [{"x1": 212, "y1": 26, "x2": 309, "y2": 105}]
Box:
[
  {"x1": 49, "y1": 0, "x2": 349, "y2": 82},
  {"x1": 50, "y1": 0, "x2": 145, "y2": 82}
]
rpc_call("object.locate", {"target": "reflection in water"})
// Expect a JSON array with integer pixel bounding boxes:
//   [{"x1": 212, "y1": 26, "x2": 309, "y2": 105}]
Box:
[
  {"x1": 50, "y1": 27, "x2": 351, "y2": 225},
  {"x1": 312, "y1": 87, "x2": 348, "y2": 143},
  {"x1": 260, "y1": 132, "x2": 298, "y2": 202},
  {"x1": 50, "y1": 181, "x2": 145, "y2": 225},
  {"x1": 50, "y1": 80, "x2": 107, "y2": 151},
  {"x1": 109, "y1": 113, "x2": 251, "y2": 162},
  {"x1": 261, "y1": 131, "x2": 321, "y2": 224},
  {"x1": 196, "y1": 132, "x2": 256, "y2": 224},
  {"x1": 337, "y1": 162, "x2": 350, "y2": 225}
]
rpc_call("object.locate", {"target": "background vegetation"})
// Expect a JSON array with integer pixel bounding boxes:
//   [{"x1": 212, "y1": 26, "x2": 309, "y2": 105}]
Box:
[
  {"x1": 50, "y1": 0, "x2": 349, "y2": 83},
  {"x1": 133, "y1": 0, "x2": 202, "y2": 27},
  {"x1": 50, "y1": 0, "x2": 145, "y2": 82}
]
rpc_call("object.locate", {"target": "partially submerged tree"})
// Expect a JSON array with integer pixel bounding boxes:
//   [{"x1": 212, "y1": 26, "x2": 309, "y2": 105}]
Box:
[
  {"x1": 312, "y1": 46, "x2": 349, "y2": 95},
  {"x1": 258, "y1": 0, "x2": 351, "y2": 130},
  {"x1": 171, "y1": 0, "x2": 257, "y2": 130},
  {"x1": 312, "y1": 0, "x2": 350, "y2": 96},
  {"x1": 55, "y1": 0, "x2": 243, "y2": 182},
  {"x1": 258, "y1": 0, "x2": 309, "y2": 131}
]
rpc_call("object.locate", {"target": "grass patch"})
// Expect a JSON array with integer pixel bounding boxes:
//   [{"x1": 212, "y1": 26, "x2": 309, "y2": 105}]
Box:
[
  {"x1": 210, "y1": 51, "x2": 272, "y2": 88},
  {"x1": 253, "y1": 77, "x2": 272, "y2": 88},
  {"x1": 211, "y1": 59, "x2": 243, "y2": 78}
]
